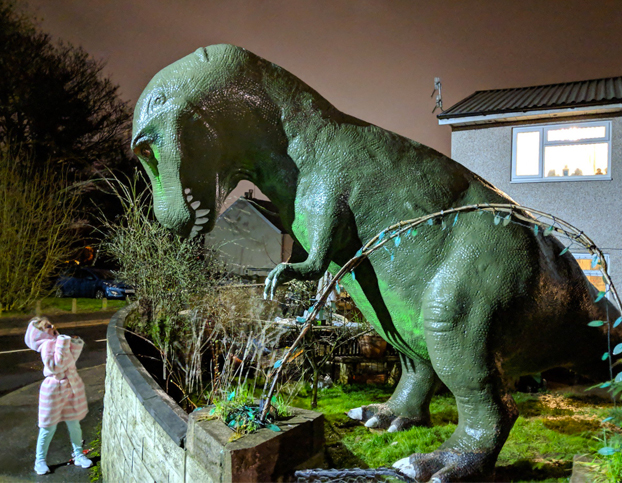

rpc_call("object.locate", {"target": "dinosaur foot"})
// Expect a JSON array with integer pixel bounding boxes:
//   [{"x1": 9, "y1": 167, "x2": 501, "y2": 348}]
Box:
[
  {"x1": 393, "y1": 450, "x2": 495, "y2": 483},
  {"x1": 346, "y1": 404, "x2": 429, "y2": 432}
]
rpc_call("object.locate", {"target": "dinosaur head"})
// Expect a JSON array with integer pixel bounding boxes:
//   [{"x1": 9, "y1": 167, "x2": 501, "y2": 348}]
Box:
[{"x1": 132, "y1": 44, "x2": 284, "y2": 238}]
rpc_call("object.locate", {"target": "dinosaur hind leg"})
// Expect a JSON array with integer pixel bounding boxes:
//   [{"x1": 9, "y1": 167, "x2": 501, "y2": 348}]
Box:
[
  {"x1": 394, "y1": 307, "x2": 518, "y2": 482},
  {"x1": 347, "y1": 353, "x2": 440, "y2": 432}
]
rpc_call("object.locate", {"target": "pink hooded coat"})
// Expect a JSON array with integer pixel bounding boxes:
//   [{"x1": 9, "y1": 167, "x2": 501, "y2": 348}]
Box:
[{"x1": 24, "y1": 321, "x2": 88, "y2": 427}]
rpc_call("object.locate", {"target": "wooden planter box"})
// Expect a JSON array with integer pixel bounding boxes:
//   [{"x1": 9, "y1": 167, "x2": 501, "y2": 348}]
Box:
[{"x1": 187, "y1": 407, "x2": 324, "y2": 482}]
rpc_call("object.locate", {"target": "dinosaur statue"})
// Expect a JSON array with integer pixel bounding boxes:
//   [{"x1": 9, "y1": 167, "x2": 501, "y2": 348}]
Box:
[{"x1": 132, "y1": 44, "x2": 618, "y2": 482}]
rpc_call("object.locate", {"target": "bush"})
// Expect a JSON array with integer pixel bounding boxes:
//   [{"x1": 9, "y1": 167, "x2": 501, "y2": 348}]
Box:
[
  {"x1": 0, "y1": 145, "x2": 78, "y2": 310},
  {"x1": 101, "y1": 173, "x2": 230, "y2": 399},
  {"x1": 101, "y1": 173, "x2": 298, "y2": 416}
]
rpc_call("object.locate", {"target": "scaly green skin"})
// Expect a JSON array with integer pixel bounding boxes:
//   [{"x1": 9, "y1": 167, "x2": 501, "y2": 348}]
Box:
[{"x1": 132, "y1": 44, "x2": 619, "y2": 482}]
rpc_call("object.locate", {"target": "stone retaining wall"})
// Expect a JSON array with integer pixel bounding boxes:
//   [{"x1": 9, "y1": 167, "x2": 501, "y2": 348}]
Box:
[
  {"x1": 102, "y1": 306, "x2": 211, "y2": 482},
  {"x1": 101, "y1": 306, "x2": 324, "y2": 482}
]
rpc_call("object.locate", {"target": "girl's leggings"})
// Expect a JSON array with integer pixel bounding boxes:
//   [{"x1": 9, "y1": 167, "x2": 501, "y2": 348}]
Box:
[{"x1": 36, "y1": 419, "x2": 83, "y2": 462}]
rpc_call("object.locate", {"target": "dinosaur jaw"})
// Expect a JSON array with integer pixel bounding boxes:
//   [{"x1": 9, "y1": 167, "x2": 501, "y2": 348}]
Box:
[
  {"x1": 152, "y1": 183, "x2": 215, "y2": 239},
  {"x1": 183, "y1": 185, "x2": 214, "y2": 238}
]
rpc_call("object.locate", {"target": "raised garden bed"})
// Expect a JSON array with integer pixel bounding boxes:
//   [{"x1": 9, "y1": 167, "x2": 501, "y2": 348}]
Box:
[
  {"x1": 188, "y1": 406, "x2": 324, "y2": 482},
  {"x1": 102, "y1": 306, "x2": 324, "y2": 482}
]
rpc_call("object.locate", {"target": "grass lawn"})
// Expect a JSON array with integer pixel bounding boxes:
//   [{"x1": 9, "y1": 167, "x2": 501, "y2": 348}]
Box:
[
  {"x1": 292, "y1": 384, "x2": 613, "y2": 482},
  {"x1": 0, "y1": 296, "x2": 128, "y2": 318}
]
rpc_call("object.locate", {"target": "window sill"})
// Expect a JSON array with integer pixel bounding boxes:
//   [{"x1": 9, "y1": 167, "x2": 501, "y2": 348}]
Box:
[{"x1": 510, "y1": 176, "x2": 612, "y2": 184}]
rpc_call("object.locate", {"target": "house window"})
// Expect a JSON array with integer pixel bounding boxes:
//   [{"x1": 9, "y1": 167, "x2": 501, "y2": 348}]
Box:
[
  {"x1": 573, "y1": 253, "x2": 610, "y2": 294},
  {"x1": 512, "y1": 121, "x2": 611, "y2": 182}
]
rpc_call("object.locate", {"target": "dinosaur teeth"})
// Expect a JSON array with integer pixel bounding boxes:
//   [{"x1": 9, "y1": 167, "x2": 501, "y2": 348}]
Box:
[
  {"x1": 190, "y1": 201, "x2": 201, "y2": 210},
  {"x1": 194, "y1": 217, "x2": 209, "y2": 225},
  {"x1": 184, "y1": 188, "x2": 191, "y2": 195},
  {"x1": 186, "y1": 195, "x2": 193, "y2": 202},
  {"x1": 195, "y1": 208, "x2": 210, "y2": 218}
]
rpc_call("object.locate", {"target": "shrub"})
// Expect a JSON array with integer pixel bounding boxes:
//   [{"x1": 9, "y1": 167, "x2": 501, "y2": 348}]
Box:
[
  {"x1": 101, "y1": 173, "x2": 230, "y2": 401},
  {"x1": 101, "y1": 173, "x2": 299, "y2": 416},
  {"x1": 0, "y1": 145, "x2": 78, "y2": 311}
]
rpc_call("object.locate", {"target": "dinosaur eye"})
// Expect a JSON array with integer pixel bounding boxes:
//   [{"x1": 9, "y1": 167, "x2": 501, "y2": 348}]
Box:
[{"x1": 140, "y1": 146, "x2": 153, "y2": 158}]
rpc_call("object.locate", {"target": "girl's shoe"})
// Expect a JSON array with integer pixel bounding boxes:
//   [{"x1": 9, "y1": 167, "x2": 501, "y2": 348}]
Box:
[
  {"x1": 34, "y1": 459, "x2": 50, "y2": 475},
  {"x1": 73, "y1": 453, "x2": 93, "y2": 468}
]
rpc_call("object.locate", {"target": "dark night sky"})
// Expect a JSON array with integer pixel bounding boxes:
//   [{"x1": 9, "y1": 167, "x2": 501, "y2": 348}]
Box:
[{"x1": 23, "y1": 0, "x2": 622, "y2": 201}]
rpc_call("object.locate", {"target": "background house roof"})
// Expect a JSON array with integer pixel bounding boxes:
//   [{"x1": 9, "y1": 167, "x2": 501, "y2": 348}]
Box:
[
  {"x1": 438, "y1": 76, "x2": 622, "y2": 120},
  {"x1": 245, "y1": 198, "x2": 287, "y2": 234}
]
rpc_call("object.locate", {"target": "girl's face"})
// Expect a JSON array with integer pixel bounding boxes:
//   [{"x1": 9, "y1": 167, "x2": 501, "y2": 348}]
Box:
[{"x1": 36, "y1": 319, "x2": 58, "y2": 337}]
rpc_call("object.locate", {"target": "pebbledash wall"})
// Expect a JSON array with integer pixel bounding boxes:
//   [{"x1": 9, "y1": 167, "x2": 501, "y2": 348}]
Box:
[
  {"x1": 448, "y1": 114, "x2": 622, "y2": 293},
  {"x1": 101, "y1": 305, "x2": 210, "y2": 482}
]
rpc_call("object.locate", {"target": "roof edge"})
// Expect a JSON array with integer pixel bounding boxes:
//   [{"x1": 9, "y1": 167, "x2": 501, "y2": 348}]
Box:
[{"x1": 438, "y1": 103, "x2": 622, "y2": 127}]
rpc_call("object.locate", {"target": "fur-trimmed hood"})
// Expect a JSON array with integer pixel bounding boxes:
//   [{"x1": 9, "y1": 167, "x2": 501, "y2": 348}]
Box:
[{"x1": 24, "y1": 320, "x2": 56, "y2": 352}]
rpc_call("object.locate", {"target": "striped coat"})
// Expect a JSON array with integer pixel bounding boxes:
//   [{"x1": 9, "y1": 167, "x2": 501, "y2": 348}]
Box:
[{"x1": 24, "y1": 321, "x2": 88, "y2": 427}]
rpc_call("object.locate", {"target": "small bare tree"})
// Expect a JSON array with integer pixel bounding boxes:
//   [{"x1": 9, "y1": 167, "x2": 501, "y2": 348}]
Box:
[{"x1": 0, "y1": 145, "x2": 78, "y2": 311}]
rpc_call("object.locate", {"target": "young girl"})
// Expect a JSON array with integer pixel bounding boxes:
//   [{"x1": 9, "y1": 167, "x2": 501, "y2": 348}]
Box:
[{"x1": 24, "y1": 316, "x2": 92, "y2": 475}]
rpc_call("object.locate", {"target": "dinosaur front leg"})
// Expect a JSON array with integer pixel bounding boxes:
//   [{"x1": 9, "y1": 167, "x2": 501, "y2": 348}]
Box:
[
  {"x1": 264, "y1": 258, "x2": 325, "y2": 300},
  {"x1": 348, "y1": 353, "x2": 439, "y2": 432},
  {"x1": 264, "y1": 185, "x2": 352, "y2": 300}
]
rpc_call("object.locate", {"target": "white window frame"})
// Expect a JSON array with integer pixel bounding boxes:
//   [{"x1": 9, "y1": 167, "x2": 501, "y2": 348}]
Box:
[
  {"x1": 573, "y1": 252, "x2": 611, "y2": 298},
  {"x1": 511, "y1": 120, "x2": 612, "y2": 183}
]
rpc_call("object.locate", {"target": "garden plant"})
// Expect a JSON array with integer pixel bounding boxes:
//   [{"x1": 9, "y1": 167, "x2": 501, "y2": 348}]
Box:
[{"x1": 102, "y1": 173, "x2": 327, "y2": 432}]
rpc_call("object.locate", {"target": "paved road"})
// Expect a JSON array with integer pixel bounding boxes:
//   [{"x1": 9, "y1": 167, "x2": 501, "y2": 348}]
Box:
[
  {"x1": 0, "y1": 323, "x2": 108, "y2": 397},
  {"x1": 0, "y1": 364, "x2": 105, "y2": 482}
]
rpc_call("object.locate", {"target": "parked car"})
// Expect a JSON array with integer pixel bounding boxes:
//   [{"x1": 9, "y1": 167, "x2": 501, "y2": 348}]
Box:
[{"x1": 55, "y1": 267, "x2": 134, "y2": 299}]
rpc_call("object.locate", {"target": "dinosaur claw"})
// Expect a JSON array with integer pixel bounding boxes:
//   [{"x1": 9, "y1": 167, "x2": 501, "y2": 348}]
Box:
[
  {"x1": 263, "y1": 277, "x2": 270, "y2": 300},
  {"x1": 365, "y1": 416, "x2": 380, "y2": 428},
  {"x1": 347, "y1": 407, "x2": 363, "y2": 420},
  {"x1": 388, "y1": 424, "x2": 399, "y2": 433},
  {"x1": 393, "y1": 456, "x2": 414, "y2": 474}
]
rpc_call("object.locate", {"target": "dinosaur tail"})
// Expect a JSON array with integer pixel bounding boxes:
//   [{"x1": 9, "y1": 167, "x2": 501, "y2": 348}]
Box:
[{"x1": 572, "y1": 289, "x2": 622, "y2": 382}]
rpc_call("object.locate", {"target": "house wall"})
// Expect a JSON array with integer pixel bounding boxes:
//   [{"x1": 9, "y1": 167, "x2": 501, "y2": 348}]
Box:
[
  {"x1": 450, "y1": 114, "x2": 622, "y2": 291},
  {"x1": 207, "y1": 199, "x2": 285, "y2": 277}
]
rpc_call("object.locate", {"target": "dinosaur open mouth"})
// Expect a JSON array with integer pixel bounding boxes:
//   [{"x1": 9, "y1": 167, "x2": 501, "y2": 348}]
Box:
[{"x1": 184, "y1": 187, "x2": 211, "y2": 238}]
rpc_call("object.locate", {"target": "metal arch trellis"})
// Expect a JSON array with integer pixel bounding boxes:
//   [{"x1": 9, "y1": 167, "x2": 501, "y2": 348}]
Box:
[{"x1": 259, "y1": 203, "x2": 622, "y2": 423}]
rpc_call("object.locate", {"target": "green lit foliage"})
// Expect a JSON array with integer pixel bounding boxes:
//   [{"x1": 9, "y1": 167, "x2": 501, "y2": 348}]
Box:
[
  {"x1": 202, "y1": 387, "x2": 288, "y2": 437},
  {"x1": 0, "y1": 145, "x2": 78, "y2": 310},
  {"x1": 101, "y1": 172, "x2": 230, "y2": 403}
]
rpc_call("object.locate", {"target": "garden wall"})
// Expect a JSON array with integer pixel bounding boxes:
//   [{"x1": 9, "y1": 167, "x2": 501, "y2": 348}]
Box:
[{"x1": 101, "y1": 306, "x2": 324, "y2": 483}]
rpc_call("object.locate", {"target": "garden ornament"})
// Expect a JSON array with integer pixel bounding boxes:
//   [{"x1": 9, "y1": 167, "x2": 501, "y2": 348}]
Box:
[{"x1": 132, "y1": 44, "x2": 620, "y2": 482}]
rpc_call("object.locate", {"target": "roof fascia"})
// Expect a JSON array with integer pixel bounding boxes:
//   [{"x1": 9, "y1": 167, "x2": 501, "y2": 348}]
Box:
[{"x1": 438, "y1": 103, "x2": 622, "y2": 127}]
